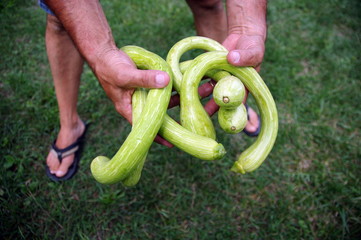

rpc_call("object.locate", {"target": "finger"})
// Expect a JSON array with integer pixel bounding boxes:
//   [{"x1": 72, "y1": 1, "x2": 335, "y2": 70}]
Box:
[
  {"x1": 119, "y1": 69, "x2": 170, "y2": 89},
  {"x1": 227, "y1": 48, "x2": 264, "y2": 67},
  {"x1": 204, "y1": 98, "x2": 219, "y2": 117},
  {"x1": 112, "y1": 90, "x2": 133, "y2": 123},
  {"x1": 168, "y1": 92, "x2": 180, "y2": 109},
  {"x1": 222, "y1": 33, "x2": 239, "y2": 51},
  {"x1": 114, "y1": 101, "x2": 133, "y2": 124},
  {"x1": 168, "y1": 80, "x2": 216, "y2": 109},
  {"x1": 154, "y1": 135, "x2": 174, "y2": 148},
  {"x1": 254, "y1": 64, "x2": 261, "y2": 72},
  {"x1": 198, "y1": 80, "x2": 216, "y2": 98}
]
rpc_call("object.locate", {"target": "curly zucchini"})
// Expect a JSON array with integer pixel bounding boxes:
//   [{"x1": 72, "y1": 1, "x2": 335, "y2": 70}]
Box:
[
  {"x1": 91, "y1": 37, "x2": 278, "y2": 185},
  {"x1": 166, "y1": 36, "x2": 227, "y2": 92},
  {"x1": 90, "y1": 46, "x2": 173, "y2": 184},
  {"x1": 159, "y1": 114, "x2": 226, "y2": 160},
  {"x1": 121, "y1": 88, "x2": 148, "y2": 186},
  {"x1": 180, "y1": 51, "x2": 278, "y2": 173},
  {"x1": 180, "y1": 52, "x2": 233, "y2": 139},
  {"x1": 132, "y1": 88, "x2": 227, "y2": 161}
]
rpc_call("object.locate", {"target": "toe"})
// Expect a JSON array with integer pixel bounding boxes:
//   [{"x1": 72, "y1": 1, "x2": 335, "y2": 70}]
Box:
[
  {"x1": 245, "y1": 122, "x2": 257, "y2": 133},
  {"x1": 55, "y1": 154, "x2": 74, "y2": 177},
  {"x1": 244, "y1": 106, "x2": 260, "y2": 134},
  {"x1": 46, "y1": 151, "x2": 60, "y2": 174},
  {"x1": 248, "y1": 107, "x2": 260, "y2": 127}
]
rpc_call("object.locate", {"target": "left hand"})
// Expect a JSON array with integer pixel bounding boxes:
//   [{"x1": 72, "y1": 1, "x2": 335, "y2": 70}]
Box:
[{"x1": 223, "y1": 33, "x2": 265, "y2": 72}]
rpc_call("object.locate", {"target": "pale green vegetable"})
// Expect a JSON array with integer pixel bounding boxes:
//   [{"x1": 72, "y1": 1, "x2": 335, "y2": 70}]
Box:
[
  {"x1": 167, "y1": 36, "x2": 227, "y2": 92},
  {"x1": 121, "y1": 88, "x2": 148, "y2": 186},
  {"x1": 180, "y1": 51, "x2": 278, "y2": 173},
  {"x1": 180, "y1": 60, "x2": 231, "y2": 82},
  {"x1": 159, "y1": 114, "x2": 226, "y2": 160},
  {"x1": 180, "y1": 51, "x2": 233, "y2": 139},
  {"x1": 213, "y1": 76, "x2": 246, "y2": 108},
  {"x1": 91, "y1": 37, "x2": 278, "y2": 185},
  {"x1": 167, "y1": 37, "x2": 226, "y2": 140},
  {"x1": 132, "y1": 89, "x2": 227, "y2": 161},
  {"x1": 218, "y1": 104, "x2": 247, "y2": 134},
  {"x1": 90, "y1": 46, "x2": 173, "y2": 184}
]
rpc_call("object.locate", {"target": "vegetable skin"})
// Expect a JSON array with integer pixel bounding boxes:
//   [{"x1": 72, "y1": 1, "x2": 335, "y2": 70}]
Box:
[
  {"x1": 167, "y1": 36, "x2": 227, "y2": 92},
  {"x1": 90, "y1": 46, "x2": 172, "y2": 184},
  {"x1": 180, "y1": 51, "x2": 278, "y2": 173},
  {"x1": 121, "y1": 88, "x2": 148, "y2": 186},
  {"x1": 213, "y1": 76, "x2": 246, "y2": 108},
  {"x1": 218, "y1": 104, "x2": 247, "y2": 134}
]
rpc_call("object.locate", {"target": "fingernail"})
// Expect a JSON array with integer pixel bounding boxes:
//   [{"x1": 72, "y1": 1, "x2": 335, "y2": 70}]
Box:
[
  {"x1": 155, "y1": 74, "x2": 167, "y2": 87},
  {"x1": 50, "y1": 170, "x2": 55, "y2": 174},
  {"x1": 230, "y1": 51, "x2": 240, "y2": 63}
]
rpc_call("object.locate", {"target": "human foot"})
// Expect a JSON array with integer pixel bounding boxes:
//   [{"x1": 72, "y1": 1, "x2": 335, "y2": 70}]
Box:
[
  {"x1": 46, "y1": 119, "x2": 87, "y2": 180},
  {"x1": 243, "y1": 105, "x2": 261, "y2": 137}
]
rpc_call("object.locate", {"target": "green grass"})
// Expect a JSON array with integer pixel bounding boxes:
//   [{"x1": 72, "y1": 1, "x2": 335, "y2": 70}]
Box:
[{"x1": 1, "y1": 0, "x2": 360, "y2": 239}]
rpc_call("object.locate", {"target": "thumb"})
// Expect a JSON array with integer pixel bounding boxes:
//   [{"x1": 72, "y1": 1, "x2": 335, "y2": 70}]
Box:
[
  {"x1": 120, "y1": 69, "x2": 170, "y2": 89},
  {"x1": 227, "y1": 48, "x2": 264, "y2": 68}
]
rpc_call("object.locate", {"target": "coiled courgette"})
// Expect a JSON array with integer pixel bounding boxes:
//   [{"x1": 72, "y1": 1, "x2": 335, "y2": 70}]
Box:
[
  {"x1": 180, "y1": 51, "x2": 278, "y2": 173},
  {"x1": 90, "y1": 46, "x2": 173, "y2": 184}
]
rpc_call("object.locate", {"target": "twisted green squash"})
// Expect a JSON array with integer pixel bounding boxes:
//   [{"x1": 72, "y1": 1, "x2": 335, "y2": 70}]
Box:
[
  {"x1": 90, "y1": 46, "x2": 173, "y2": 184},
  {"x1": 91, "y1": 37, "x2": 278, "y2": 185},
  {"x1": 166, "y1": 36, "x2": 227, "y2": 92},
  {"x1": 218, "y1": 104, "x2": 248, "y2": 134},
  {"x1": 180, "y1": 51, "x2": 278, "y2": 173},
  {"x1": 121, "y1": 88, "x2": 148, "y2": 186}
]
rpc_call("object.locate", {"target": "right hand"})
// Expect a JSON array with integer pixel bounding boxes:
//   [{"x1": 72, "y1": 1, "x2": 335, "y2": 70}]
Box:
[
  {"x1": 91, "y1": 48, "x2": 174, "y2": 147},
  {"x1": 91, "y1": 48, "x2": 170, "y2": 123}
]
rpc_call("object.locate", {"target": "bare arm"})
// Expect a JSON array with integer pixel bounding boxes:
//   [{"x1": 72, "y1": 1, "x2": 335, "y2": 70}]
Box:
[{"x1": 44, "y1": 0, "x2": 170, "y2": 122}]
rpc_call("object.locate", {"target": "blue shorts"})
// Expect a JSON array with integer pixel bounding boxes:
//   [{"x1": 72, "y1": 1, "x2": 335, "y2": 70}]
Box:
[{"x1": 38, "y1": 0, "x2": 55, "y2": 16}]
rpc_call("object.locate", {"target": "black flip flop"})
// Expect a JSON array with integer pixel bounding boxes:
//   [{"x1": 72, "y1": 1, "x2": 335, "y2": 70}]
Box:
[
  {"x1": 243, "y1": 104, "x2": 261, "y2": 137},
  {"x1": 45, "y1": 122, "x2": 90, "y2": 182}
]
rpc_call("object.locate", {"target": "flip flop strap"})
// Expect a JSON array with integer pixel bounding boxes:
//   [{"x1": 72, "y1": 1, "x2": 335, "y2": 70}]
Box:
[{"x1": 51, "y1": 140, "x2": 80, "y2": 162}]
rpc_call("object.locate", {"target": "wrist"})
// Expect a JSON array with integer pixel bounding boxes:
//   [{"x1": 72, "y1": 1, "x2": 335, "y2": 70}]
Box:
[
  {"x1": 228, "y1": 25, "x2": 267, "y2": 42},
  {"x1": 85, "y1": 40, "x2": 118, "y2": 70},
  {"x1": 226, "y1": 0, "x2": 267, "y2": 41}
]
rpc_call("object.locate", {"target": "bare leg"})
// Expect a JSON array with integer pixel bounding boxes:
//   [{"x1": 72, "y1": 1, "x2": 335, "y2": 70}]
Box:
[
  {"x1": 45, "y1": 14, "x2": 86, "y2": 177},
  {"x1": 187, "y1": 0, "x2": 260, "y2": 134}
]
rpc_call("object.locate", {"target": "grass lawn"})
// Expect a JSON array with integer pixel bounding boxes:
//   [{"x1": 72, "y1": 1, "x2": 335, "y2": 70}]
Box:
[{"x1": 1, "y1": 0, "x2": 360, "y2": 239}]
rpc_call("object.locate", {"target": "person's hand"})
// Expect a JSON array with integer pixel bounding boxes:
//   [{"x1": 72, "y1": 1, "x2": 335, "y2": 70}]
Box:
[
  {"x1": 222, "y1": 33, "x2": 266, "y2": 102},
  {"x1": 223, "y1": 0, "x2": 267, "y2": 72},
  {"x1": 92, "y1": 48, "x2": 174, "y2": 148},
  {"x1": 223, "y1": 33, "x2": 265, "y2": 72},
  {"x1": 91, "y1": 48, "x2": 170, "y2": 123}
]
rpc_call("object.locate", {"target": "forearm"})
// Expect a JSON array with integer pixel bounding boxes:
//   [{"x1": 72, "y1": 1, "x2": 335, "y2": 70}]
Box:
[
  {"x1": 43, "y1": 0, "x2": 170, "y2": 127},
  {"x1": 44, "y1": 0, "x2": 117, "y2": 68},
  {"x1": 226, "y1": 0, "x2": 267, "y2": 39}
]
